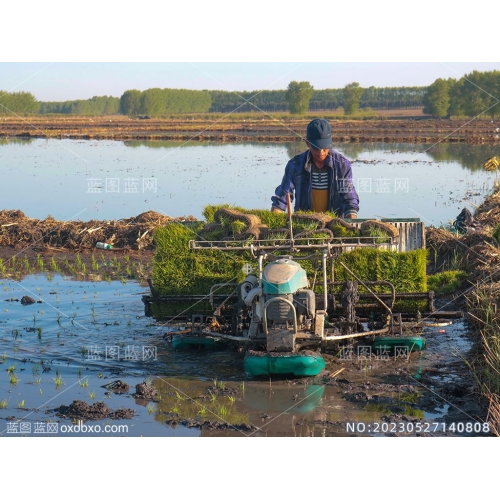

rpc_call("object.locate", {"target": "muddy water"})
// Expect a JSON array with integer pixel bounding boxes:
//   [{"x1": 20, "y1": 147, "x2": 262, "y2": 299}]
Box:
[{"x1": 0, "y1": 274, "x2": 489, "y2": 437}]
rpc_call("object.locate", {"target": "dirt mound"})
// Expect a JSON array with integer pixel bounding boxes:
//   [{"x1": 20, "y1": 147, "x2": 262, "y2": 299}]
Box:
[
  {"x1": 102, "y1": 380, "x2": 130, "y2": 394},
  {"x1": 0, "y1": 210, "x2": 197, "y2": 250},
  {"x1": 165, "y1": 418, "x2": 258, "y2": 432},
  {"x1": 133, "y1": 382, "x2": 158, "y2": 399},
  {"x1": 55, "y1": 400, "x2": 135, "y2": 420}
]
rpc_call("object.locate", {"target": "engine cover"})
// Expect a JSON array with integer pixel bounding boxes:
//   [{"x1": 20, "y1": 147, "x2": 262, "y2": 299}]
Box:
[{"x1": 262, "y1": 259, "x2": 309, "y2": 295}]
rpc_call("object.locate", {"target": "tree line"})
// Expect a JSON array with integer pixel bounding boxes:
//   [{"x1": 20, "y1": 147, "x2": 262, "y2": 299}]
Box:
[
  {"x1": 119, "y1": 88, "x2": 212, "y2": 115},
  {"x1": 0, "y1": 91, "x2": 39, "y2": 114},
  {"x1": 39, "y1": 96, "x2": 120, "y2": 115},
  {"x1": 1, "y1": 70, "x2": 499, "y2": 117},
  {"x1": 423, "y1": 70, "x2": 500, "y2": 118},
  {"x1": 208, "y1": 85, "x2": 426, "y2": 113}
]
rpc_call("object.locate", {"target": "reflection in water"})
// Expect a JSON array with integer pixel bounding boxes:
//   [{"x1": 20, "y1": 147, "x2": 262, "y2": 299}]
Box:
[
  {"x1": 0, "y1": 138, "x2": 498, "y2": 225},
  {"x1": 425, "y1": 143, "x2": 500, "y2": 172},
  {"x1": 243, "y1": 384, "x2": 325, "y2": 415},
  {"x1": 0, "y1": 137, "x2": 35, "y2": 146}
]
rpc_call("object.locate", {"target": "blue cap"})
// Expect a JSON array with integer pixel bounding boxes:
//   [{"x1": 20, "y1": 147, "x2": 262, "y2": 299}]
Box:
[{"x1": 306, "y1": 118, "x2": 333, "y2": 149}]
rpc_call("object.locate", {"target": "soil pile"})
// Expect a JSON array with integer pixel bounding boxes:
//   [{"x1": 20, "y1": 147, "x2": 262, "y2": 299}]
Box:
[
  {"x1": 102, "y1": 380, "x2": 130, "y2": 394},
  {"x1": 133, "y1": 382, "x2": 158, "y2": 400},
  {"x1": 0, "y1": 209, "x2": 196, "y2": 250},
  {"x1": 55, "y1": 400, "x2": 135, "y2": 420}
]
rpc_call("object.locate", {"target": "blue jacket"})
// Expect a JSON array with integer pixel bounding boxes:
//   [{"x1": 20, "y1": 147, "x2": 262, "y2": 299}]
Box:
[{"x1": 271, "y1": 150, "x2": 359, "y2": 217}]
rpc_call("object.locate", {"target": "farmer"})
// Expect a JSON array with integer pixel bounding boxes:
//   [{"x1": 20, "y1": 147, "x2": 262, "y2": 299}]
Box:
[{"x1": 271, "y1": 118, "x2": 359, "y2": 218}]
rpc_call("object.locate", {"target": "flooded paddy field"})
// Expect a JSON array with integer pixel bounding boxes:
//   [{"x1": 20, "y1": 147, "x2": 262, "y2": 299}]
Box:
[
  {"x1": 0, "y1": 274, "x2": 490, "y2": 437},
  {"x1": 0, "y1": 137, "x2": 497, "y2": 438},
  {"x1": 0, "y1": 138, "x2": 499, "y2": 226}
]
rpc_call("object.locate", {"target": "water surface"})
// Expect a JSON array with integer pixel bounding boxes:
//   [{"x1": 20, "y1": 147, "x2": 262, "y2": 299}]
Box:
[{"x1": 0, "y1": 139, "x2": 497, "y2": 226}]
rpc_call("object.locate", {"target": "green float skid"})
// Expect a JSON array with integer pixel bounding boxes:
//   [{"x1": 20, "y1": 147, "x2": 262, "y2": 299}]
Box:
[
  {"x1": 372, "y1": 336, "x2": 427, "y2": 352},
  {"x1": 244, "y1": 353, "x2": 326, "y2": 377}
]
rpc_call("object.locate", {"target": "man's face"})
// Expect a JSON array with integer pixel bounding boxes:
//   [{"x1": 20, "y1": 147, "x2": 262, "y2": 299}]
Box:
[{"x1": 306, "y1": 141, "x2": 330, "y2": 164}]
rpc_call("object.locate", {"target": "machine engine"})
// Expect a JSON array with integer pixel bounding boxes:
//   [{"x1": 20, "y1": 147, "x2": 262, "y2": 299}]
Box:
[{"x1": 237, "y1": 258, "x2": 321, "y2": 352}]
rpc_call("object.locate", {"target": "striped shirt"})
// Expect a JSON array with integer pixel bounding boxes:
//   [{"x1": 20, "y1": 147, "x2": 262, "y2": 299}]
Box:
[{"x1": 310, "y1": 159, "x2": 329, "y2": 212}]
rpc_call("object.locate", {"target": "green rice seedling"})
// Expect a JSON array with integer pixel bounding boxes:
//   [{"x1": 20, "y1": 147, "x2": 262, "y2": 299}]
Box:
[
  {"x1": 12, "y1": 329, "x2": 19, "y2": 340},
  {"x1": 50, "y1": 257, "x2": 59, "y2": 272},
  {"x1": 210, "y1": 392, "x2": 217, "y2": 402},
  {"x1": 71, "y1": 312, "x2": 77, "y2": 325},
  {"x1": 54, "y1": 374, "x2": 64, "y2": 388},
  {"x1": 217, "y1": 381, "x2": 226, "y2": 390},
  {"x1": 198, "y1": 407, "x2": 206, "y2": 416},
  {"x1": 7, "y1": 364, "x2": 16, "y2": 374},
  {"x1": 229, "y1": 220, "x2": 247, "y2": 235},
  {"x1": 97, "y1": 373, "x2": 103, "y2": 379},
  {"x1": 32, "y1": 362, "x2": 40, "y2": 376},
  {"x1": 227, "y1": 395, "x2": 235, "y2": 404},
  {"x1": 1, "y1": 353, "x2": 6, "y2": 363},
  {"x1": 36, "y1": 254, "x2": 45, "y2": 271},
  {"x1": 147, "y1": 404, "x2": 154, "y2": 414},
  {"x1": 9, "y1": 373, "x2": 19, "y2": 385},
  {"x1": 172, "y1": 405, "x2": 179, "y2": 415},
  {"x1": 0, "y1": 259, "x2": 6, "y2": 276},
  {"x1": 35, "y1": 376, "x2": 41, "y2": 385},
  {"x1": 18, "y1": 400, "x2": 25, "y2": 408},
  {"x1": 79, "y1": 378, "x2": 89, "y2": 388},
  {"x1": 91, "y1": 254, "x2": 98, "y2": 271},
  {"x1": 218, "y1": 405, "x2": 228, "y2": 417},
  {"x1": 36, "y1": 327, "x2": 42, "y2": 342},
  {"x1": 240, "y1": 381, "x2": 245, "y2": 393},
  {"x1": 89, "y1": 391, "x2": 96, "y2": 399},
  {"x1": 175, "y1": 391, "x2": 184, "y2": 401},
  {"x1": 0, "y1": 399, "x2": 8, "y2": 409}
]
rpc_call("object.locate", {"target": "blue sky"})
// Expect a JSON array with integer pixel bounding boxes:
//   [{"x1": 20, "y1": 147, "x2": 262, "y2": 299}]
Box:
[{"x1": 2, "y1": 62, "x2": 500, "y2": 101}]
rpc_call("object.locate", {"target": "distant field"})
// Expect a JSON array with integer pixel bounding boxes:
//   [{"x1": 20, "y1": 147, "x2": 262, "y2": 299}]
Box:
[{"x1": 0, "y1": 113, "x2": 498, "y2": 143}]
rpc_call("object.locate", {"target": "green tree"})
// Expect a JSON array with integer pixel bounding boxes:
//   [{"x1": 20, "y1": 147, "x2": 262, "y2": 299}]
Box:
[
  {"x1": 120, "y1": 89, "x2": 142, "y2": 116},
  {"x1": 343, "y1": 82, "x2": 364, "y2": 115},
  {"x1": 0, "y1": 91, "x2": 39, "y2": 115},
  {"x1": 423, "y1": 78, "x2": 450, "y2": 118},
  {"x1": 285, "y1": 81, "x2": 314, "y2": 114}
]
